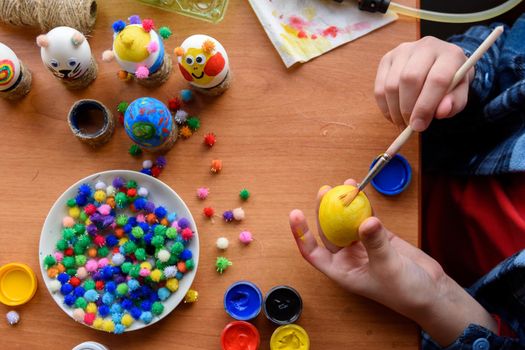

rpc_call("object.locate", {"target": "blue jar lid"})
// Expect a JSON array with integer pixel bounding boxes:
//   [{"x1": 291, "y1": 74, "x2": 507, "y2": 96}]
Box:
[
  {"x1": 224, "y1": 281, "x2": 263, "y2": 321},
  {"x1": 370, "y1": 154, "x2": 412, "y2": 195}
]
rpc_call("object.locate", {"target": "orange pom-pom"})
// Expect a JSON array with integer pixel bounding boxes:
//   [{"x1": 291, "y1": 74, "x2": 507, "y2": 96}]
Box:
[
  {"x1": 88, "y1": 247, "x2": 98, "y2": 258},
  {"x1": 177, "y1": 261, "x2": 187, "y2": 273},
  {"x1": 146, "y1": 213, "x2": 157, "y2": 225},
  {"x1": 117, "y1": 70, "x2": 131, "y2": 81},
  {"x1": 47, "y1": 267, "x2": 59, "y2": 278},
  {"x1": 211, "y1": 159, "x2": 222, "y2": 173},
  {"x1": 174, "y1": 47, "x2": 185, "y2": 56},
  {"x1": 106, "y1": 197, "x2": 116, "y2": 208},
  {"x1": 115, "y1": 228, "x2": 125, "y2": 238},
  {"x1": 160, "y1": 218, "x2": 169, "y2": 226},
  {"x1": 56, "y1": 263, "x2": 66, "y2": 273},
  {"x1": 202, "y1": 39, "x2": 215, "y2": 54}
]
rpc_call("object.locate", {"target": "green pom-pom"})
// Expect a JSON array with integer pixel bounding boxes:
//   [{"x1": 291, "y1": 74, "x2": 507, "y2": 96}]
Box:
[
  {"x1": 185, "y1": 258, "x2": 195, "y2": 271},
  {"x1": 74, "y1": 243, "x2": 84, "y2": 255},
  {"x1": 154, "y1": 225, "x2": 167, "y2": 237},
  {"x1": 186, "y1": 116, "x2": 200, "y2": 131},
  {"x1": 67, "y1": 268, "x2": 78, "y2": 276},
  {"x1": 66, "y1": 198, "x2": 77, "y2": 207},
  {"x1": 129, "y1": 265, "x2": 141, "y2": 278},
  {"x1": 151, "y1": 235, "x2": 165, "y2": 248},
  {"x1": 63, "y1": 256, "x2": 75, "y2": 269},
  {"x1": 83, "y1": 279, "x2": 95, "y2": 290},
  {"x1": 151, "y1": 301, "x2": 164, "y2": 315},
  {"x1": 79, "y1": 211, "x2": 88, "y2": 222},
  {"x1": 43, "y1": 255, "x2": 56, "y2": 268},
  {"x1": 117, "y1": 101, "x2": 129, "y2": 113},
  {"x1": 116, "y1": 283, "x2": 128, "y2": 295},
  {"x1": 170, "y1": 242, "x2": 184, "y2": 256},
  {"x1": 239, "y1": 188, "x2": 250, "y2": 201},
  {"x1": 115, "y1": 192, "x2": 128, "y2": 208},
  {"x1": 166, "y1": 227, "x2": 177, "y2": 239},
  {"x1": 159, "y1": 26, "x2": 172, "y2": 39},
  {"x1": 167, "y1": 255, "x2": 178, "y2": 265},
  {"x1": 155, "y1": 260, "x2": 167, "y2": 270},
  {"x1": 77, "y1": 235, "x2": 91, "y2": 248},
  {"x1": 129, "y1": 144, "x2": 143, "y2": 157},
  {"x1": 98, "y1": 246, "x2": 109, "y2": 257},
  {"x1": 121, "y1": 262, "x2": 132, "y2": 274},
  {"x1": 123, "y1": 241, "x2": 137, "y2": 254},
  {"x1": 126, "y1": 180, "x2": 137, "y2": 189},
  {"x1": 75, "y1": 255, "x2": 87, "y2": 266},
  {"x1": 116, "y1": 214, "x2": 128, "y2": 226},
  {"x1": 134, "y1": 248, "x2": 146, "y2": 261},
  {"x1": 75, "y1": 297, "x2": 88, "y2": 309},
  {"x1": 215, "y1": 256, "x2": 232, "y2": 274},
  {"x1": 73, "y1": 223, "x2": 85, "y2": 235},
  {"x1": 62, "y1": 228, "x2": 76, "y2": 241},
  {"x1": 131, "y1": 226, "x2": 144, "y2": 239},
  {"x1": 56, "y1": 239, "x2": 68, "y2": 251}
]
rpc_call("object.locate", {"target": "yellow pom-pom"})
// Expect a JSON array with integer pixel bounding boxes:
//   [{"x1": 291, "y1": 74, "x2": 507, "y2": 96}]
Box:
[
  {"x1": 93, "y1": 317, "x2": 104, "y2": 329},
  {"x1": 85, "y1": 218, "x2": 92, "y2": 226},
  {"x1": 184, "y1": 289, "x2": 199, "y2": 303},
  {"x1": 94, "y1": 190, "x2": 107, "y2": 203},
  {"x1": 86, "y1": 302, "x2": 97, "y2": 314},
  {"x1": 140, "y1": 262, "x2": 152, "y2": 270},
  {"x1": 121, "y1": 314, "x2": 133, "y2": 327},
  {"x1": 166, "y1": 278, "x2": 179, "y2": 292},
  {"x1": 150, "y1": 269, "x2": 162, "y2": 282},
  {"x1": 102, "y1": 319, "x2": 115, "y2": 333},
  {"x1": 69, "y1": 206, "x2": 81, "y2": 219},
  {"x1": 119, "y1": 237, "x2": 129, "y2": 246}
]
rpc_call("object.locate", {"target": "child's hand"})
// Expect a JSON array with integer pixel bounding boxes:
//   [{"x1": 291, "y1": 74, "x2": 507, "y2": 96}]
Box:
[
  {"x1": 289, "y1": 180, "x2": 496, "y2": 346},
  {"x1": 374, "y1": 37, "x2": 474, "y2": 132}
]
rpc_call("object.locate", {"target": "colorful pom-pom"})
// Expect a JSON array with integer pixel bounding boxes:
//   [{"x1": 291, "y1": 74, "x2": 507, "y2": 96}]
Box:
[
  {"x1": 112, "y1": 20, "x2": 126, "y2": 33},
  {"x1": 180, "y1": 89, "x2": 193, "y2": 103},
  {"x1": 156, "y1": 156, "x2": 167, "y2": 168},
  {"x1": 211, "y1": 160, "x2": 222, "y2": 173},
  {"x1": 128, "y1": 15, "x2": 141, "y2": 24},
  {"x1": 147, "y1": 41, "x2": 159, "y2": 53},
  {"x1": 239, "y1": 230, "x2": 253, "y2": 244},
  {"x1": 203, "y1": 207, "x2": 215, "y2": 218},
  {"x1": 72, "y1": 308, "x2": 85, "y2": 322},
  {"x1": 49, "y1": 280, "x2": 61, "y2": 293},
  {"x1": 239, "y1": 188, "x2": 250, "y2": 201},
  {"x1": 140, "y1": 311, "x2": 153, "y2": 324},
  {"x1": 215, "y1": 257, "x2": 232, "y2": 274},
  {"x1": 186, "y1": 116, "x2": 200, "y2": 131},
  {"x1": 135, "y1": 66, "x2": 149, "y2": 79},
  {"x1": 184, "y1": 289, "x2": 199, "y2": 303},
  {"x1": 179, "y1": 125, "x2": 192, "y2": 139},
  {"x1": 223, "y1": 210, "x2": 234, "y2": 222},
  {"x1": 232, "y1": 207, "x2": 245, "y2": 221},
  {"x1": 6, "y1": 311, "x2": 20, "y2": 325},
  {"x1": 202, "y1": 39, "x2": 215, "y2": 54},
  {"x1": 174, "y1": 110, "x2": 188, "y2": 124},
  {"x1": 142, "y1": 18, "x2": 154, "y2": 32},
  {"x1": 121, "y1": 313, "x2": 134, "y2": 327},
  {"x1": 174, "y1": 47, "x2": 185, "y2": 56},
  {"x1": 129, "y1": 144, "x2": 142, "y2": 156},
  {"x1": 203, "y1": 133, "x2": 216, "y2": 147},
  {"x1": 158, "y1": 287, "x2": 171, "y2": 301},
  {"x1": 159, "y1": 26, "x2": 172, "y2": 39},
  {"x1": 196, "y1": 187, "x2": 209, "y2": 200},
  {"x1": 157, "y1": 249, "x2": 170, "y2": 262},
  {"x1": 151, "y1": 301, "x2": 164, "y2": 315},
  {"x1": 216, "y1": 237, "x2": 229, "y2": 250}
]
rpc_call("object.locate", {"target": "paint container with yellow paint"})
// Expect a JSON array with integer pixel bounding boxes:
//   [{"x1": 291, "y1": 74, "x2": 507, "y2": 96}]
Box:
[{"x1": 270, "y1": 324, "x2": 310, "y2": 350}]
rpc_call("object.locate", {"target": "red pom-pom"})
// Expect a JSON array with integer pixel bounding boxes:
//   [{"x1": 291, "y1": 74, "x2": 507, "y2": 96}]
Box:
[
  {"x1": 84, "y1": 204, "x2": 97, "y2": 215},
  {"x1": 70, "y1": 276, "x2": 81, "y2": 287},
  {"x1": 95, "y1": 280, "x2": 105, "y2": 290},
  {"x1": 127, "y1": 188, "x2": 137, "y2": 197},
  {"x1": 142, "y1": 19, "x2": 154, "y2": 32},
  {"x1": 181, "y1": 227, "x2": 193, "y2": 240},
  {"x1": 119, "y1": 187, "x2": 128, "y2": 193},
  {"x1": 112, "y1": 247, "x2": 120, "y2": 254},
  {"x1": 203, "y1": 207, "x2": 215, "y2": 218},
  {"x1": 94, "y1": 235, "x2": 106, "y2": 247},
  {"x1": 64, "y1": 247, "x2": 74, "y2": 256},
  {"x1": 168, "y1": 97, "x2": 182, "y2": 111},
  {"x1": 203, "y1": 132, "x2": 216, "y2": 147},
  {"x1": 151, "y1": 166, "x2": 161, "y2": 178},
  {"x1": 84, "y1": 313, "x2": 96, "y2": 325}
]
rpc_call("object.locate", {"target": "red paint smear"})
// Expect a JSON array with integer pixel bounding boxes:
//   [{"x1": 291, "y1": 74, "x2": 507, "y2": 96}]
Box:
[
  {"x1": 322, "y1": 26, "x2": 340, "y2": 38},
  {"x1": 352, "y1": 21, "x2": 371, "y2": 31},
  {"x1": 297, "y1": 30, "x2": 307, "y2": 38},
  {"x1": 311, "y1": 34, "x2": 318, "y2": 40},
  {"x1": 289, "y1": 15, "x2": 308, "y2": 31}
]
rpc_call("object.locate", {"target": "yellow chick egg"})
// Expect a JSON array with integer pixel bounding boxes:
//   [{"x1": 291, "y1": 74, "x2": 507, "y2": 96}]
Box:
[{"x1": 318, "y1": 185, "x2": 372, "y2": 247}]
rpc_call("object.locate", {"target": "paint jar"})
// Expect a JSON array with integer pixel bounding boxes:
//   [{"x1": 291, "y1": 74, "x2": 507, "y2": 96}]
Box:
[
  {"x1": 221, "y1": 321, "x2": 260, "y2": 350},
  {"x1": 370, "y1": 154, "x2": 412, "y2": 195},
  {"x1": 224, "y1": 281, "x2": 263, "y2": 321},
  {"x1": 263, "y1": 285, "x2": 302, "y2": 325},
  {"x1": 270, "y1": 324, "x2": 310, "y2": 350},
  {"x1": 72, "y1": 341, "x2": 110, "y2": 350},
  {"x1": 0, "y1": 263, "x2": 37, "y2": 306}
]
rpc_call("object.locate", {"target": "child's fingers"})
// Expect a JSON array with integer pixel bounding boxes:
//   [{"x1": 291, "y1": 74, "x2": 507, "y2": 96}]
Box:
[
  {"x1": 316, "y1": 185, "x2": 342, "y2": 253},
  {"x1": 343, "y1": 178, "x2": 358, "y2": 187},
  {"x1": 289, "y1": 209, "x2": 333, "y2": 272},
  {"x1": 434, "y1": 76, "x2": 469, "y2": 119},
  {"x1": 384, "y1": 49, "x2": 413, "y2": 130},
  {"x1": 374, "y1": 54, "x2": 393, "y2": 123},
  {"x1": 358, "y1": 217, "x2": 396, "y2": 267}
]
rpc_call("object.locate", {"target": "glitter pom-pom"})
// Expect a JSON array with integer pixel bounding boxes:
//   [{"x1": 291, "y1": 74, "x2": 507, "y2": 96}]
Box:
[
  {"x1": 184, "y1": 289, "x2": 199, "y2": 303},
  {"x1": 142, "y1": 18, "x2": 154, "y2": 32},
  {"x1": 112, "y1": 20, "x2": 126, "y2": 33},
  {"x1": 203, "y1": 133, "x2": 216, "y2": 147},
  {"x1": 174, "y1": 110, "x2": 188, "y2": 124},
  {"x1": 215, "y1": 256, "x2": 232, "y2": 274},
  {"x1": 196, "y1": 187, "x2": 209, "y2": 200},
  {"x1": 6, "y1": 311, "x2": 20, "y2": 325},
  {"x1": 239, "y1": 230, "x2": 253, "y2": 244},
  {"x1": 135, "y1": 66, "x2": 149, "y2": 79},
  {"x1": 216, "y1": 237, "x2": 229, "y2": 250}
]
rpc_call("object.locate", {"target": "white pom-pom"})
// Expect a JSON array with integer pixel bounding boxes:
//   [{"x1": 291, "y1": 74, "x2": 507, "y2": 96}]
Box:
[
  {"x1": 174, "y1": 110, "x2": 188, "y2": 124},
  {"x1": 232, "y1": 207, "x2": 245, "y2": 221},
  {"x1": 157, "y1": 249, "x2": 171, "y2": 262},
  {"x1": 102, "y1": 50, "x2": 115, "y2": 62},
  {"x1": 142, "y1": 160, "x2": 153, "y2": 169},
  {"x1": 72, "y1": 308, "x2": 85, "y2": 322},
  {"x1": 137, "y1": 187, "x2": 148, "y2": 197},
  {"x1": 76, "y1": 267, "x2": 88, "y2": 280},
  {"x1": 164, "y1": 266, "x2": 177, "y2": 278},
  {"x1": 6, "y1": 311, "x2": 20, "y2": 325},
  {"x1": 216, "y1": 237, "x2": 229, "y2": 250},
  {"x1": 95, "y1": 181, "x2": 107, "y2": 190},
  {"x1": 36, "y1": 34, "x2": 49, "y2": 48},
  {"x1": 112, "y1": 253, "x2": 125, "y2": 266},
  {"x1": 106, "y1": 185, "x2": 116, "y2": 197},
  {"x1": 49, "y1": 280, "x2": 61, "y2": 293}
]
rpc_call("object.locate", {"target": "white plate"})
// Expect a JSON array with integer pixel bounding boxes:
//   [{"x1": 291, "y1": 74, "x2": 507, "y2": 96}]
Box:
[{"x1": 39, "y1": 170, "x2": 199, "y2": 331}]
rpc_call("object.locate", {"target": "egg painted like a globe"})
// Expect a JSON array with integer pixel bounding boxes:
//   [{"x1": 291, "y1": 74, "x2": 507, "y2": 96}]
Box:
[{"x1": 318, "y1": 185, "x2": 372, "y2": 247}]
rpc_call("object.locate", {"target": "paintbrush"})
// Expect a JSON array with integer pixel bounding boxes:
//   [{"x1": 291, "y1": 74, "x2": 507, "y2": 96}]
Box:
[{"x1": 340, "y1": 25, "x2": 504, "y2": 206}]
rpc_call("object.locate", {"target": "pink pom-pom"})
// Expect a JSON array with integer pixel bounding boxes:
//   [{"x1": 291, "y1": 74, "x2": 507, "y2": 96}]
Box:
[
  {"x1": 62, "y1": 216, "x2": 75, "y2": 228},
  {"x1": 136, "y1": 213, "x2": 145, "y2": 223},
  {"x1": 171, "y1": 221, "x2": 179, "y2": 229},
  {"x1": 142, "y1": 19, "x2": 154, "y2": 32},
  {"x1": 36, "y1": 35, "x2": 49, "y2": 48},
  {"x1": 196, "y1": 187, "x2": 209, "y2": 200},
  {"x1": 239, "y1": 231, "x2": 253, "y2": 244},
  {"x1": 139, "y1": 268, "x2": 151, "y2": 277},
  {"x1": 54, "y1": 252, "x2": 64, "y2": 262},
  {"x1": 84, "y1": 313, "x2": 96, "y2": 326},
  {"x1": 181, "y1": 228, "x2": 193, "y2": 241},
  {"x1": 135, "y1": 66, "x2": 149, "y2": 79},
  {"x1": 76, "y1": 267, "x2": 88, "y2": 280},
  {"x1": 147, "y1": 41, "x2": 159, "y2": 53},
  {"x1": 98, "y1": 258, "x2": 109, "y2": 268},
  {"x1": 85, "y1": 259, "x2": 98, "y2": 272},
  {"x1": 97, "y1": 204, "x2": 111, "y2": 216},
  {"x1": 102, "y1": 50, "x2": 115, "y2": 62}
]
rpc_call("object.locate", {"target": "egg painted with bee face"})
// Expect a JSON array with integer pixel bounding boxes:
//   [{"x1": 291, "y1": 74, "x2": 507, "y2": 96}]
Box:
[
  {"x1": 38, "y1": 26, "x2": 92, "y2": 81},
  {"x1": 0, "y1": 42, "x2": 21, "y2": 91},
  {"x1": 176, "y1": 35, "x2": 229, "y2": 89}
]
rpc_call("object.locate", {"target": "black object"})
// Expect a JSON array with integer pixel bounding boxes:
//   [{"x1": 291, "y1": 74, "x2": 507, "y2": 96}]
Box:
[
  {"x1": 263, "y1": 286, "x2": 303, "y2": 325},
  {"x1": 358, "y1": 0, "x2": 391, "y2": 13}
]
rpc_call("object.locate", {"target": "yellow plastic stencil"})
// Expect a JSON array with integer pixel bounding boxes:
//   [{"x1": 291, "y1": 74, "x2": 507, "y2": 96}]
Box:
[{"x1": 134, "y1": 0, "x2": 229, "y2": 23}]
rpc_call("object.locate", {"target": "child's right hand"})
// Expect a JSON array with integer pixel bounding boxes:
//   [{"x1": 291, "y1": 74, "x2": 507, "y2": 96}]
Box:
[{"x1": 374, "y1": 37, "x2": 474, "y2": 132}]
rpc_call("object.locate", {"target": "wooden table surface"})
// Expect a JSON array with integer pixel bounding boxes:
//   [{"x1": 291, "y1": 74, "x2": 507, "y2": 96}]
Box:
[{"x1": 0, "y1": 1, "x2": 420, "y2": 349}]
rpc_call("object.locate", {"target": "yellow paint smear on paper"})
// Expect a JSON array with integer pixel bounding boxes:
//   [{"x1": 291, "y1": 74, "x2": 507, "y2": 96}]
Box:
[
  {"x1": 279, "y1": 24, "x2": 332, "y2": 62},
  {"x1": 302, "y1": 7, "x2": 316, "y2": 21}
]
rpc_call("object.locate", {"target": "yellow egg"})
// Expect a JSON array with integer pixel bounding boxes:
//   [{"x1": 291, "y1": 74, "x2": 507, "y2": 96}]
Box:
[{"x1": 318, "y1": 185, "x2": 372, "y2": 247}]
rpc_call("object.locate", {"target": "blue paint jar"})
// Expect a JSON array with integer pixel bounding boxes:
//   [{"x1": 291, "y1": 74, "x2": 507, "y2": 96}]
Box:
[
  {"x1": 224, "y1": 281, "x2": 263, "y2": 321},
  {"x1": 370, "y1": 154, "x2": 412, "y2": 195}
]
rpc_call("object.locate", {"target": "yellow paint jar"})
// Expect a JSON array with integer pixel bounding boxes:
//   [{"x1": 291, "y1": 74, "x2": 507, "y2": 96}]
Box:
[{"x1": 270, "y1": 324, "x2": 310, "y2": 350}]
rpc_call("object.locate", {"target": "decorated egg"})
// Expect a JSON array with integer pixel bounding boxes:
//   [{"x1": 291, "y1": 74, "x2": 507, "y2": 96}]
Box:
[
  {"x1": 318, "y1": 185, "x2": 372, "y2": 247},
  {"x1": 0, "y1": 42, "x2": 21, "y2": 91},
  {"x1": 124, "y1": 97, "x2": 175, "y2": 150},
  {"x1": 175, "y1": 34, "x2": 229, "y2": 89},
  {"x1": 37, "y1": 26, "x2": 92, "y2": 81}
]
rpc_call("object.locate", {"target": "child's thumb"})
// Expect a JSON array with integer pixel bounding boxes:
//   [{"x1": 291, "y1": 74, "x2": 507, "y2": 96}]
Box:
[{"x1": 358, "y1": 217, "x2": 394, "y2": 264}]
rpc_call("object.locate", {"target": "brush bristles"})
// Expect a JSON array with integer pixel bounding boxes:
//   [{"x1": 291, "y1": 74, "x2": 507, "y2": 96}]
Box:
[{"x1": 339, "y1": 188, "x2": 359, "y2": 207}]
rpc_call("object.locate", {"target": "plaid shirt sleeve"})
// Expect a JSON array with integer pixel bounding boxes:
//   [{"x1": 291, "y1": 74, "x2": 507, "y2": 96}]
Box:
[{"x1": 421, "y1": 250, "x2": 525, "y2": 349}]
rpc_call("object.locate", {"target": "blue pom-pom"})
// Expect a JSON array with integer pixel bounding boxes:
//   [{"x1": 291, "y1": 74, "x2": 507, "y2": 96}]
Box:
[
  {"x1": 155, "y1": 156, "x2": 167, "y2": 168},
  {"x1": 105, "y1": 235, "x2": 118, "y2": 247},
  {"x1": 130, "y1": 307, "x2": 142, "y2": 320},
  {"x1": 101, "y1": 266, "x2": 114, "y2": 280},
  {"x1": 138, "y1": 222, "x2": 149, "y2": 232},
  {"x1": 167, "y1": 212, "x2": 177, "y2": 222},
  {"x1": 178, "y1": 218, "x2": 190, "y2": 229},
  {"x1": 140, "y1": 311, "x2": 153, "y2": 324},
  {"x1": 112, "y1": 20, "x2": 126, "y2": 33},
  {"x1": 143, "y1": 233, "x2": 153, "y2": 245},
  {"x1": 57, "y1": 273, "x2": 70, "y2": 284},
  {"x1": 175, "y1": 272, "x2": 184, "y2": 280},
  {"x1": 84, "y1": 289, "x2": 99, "y2": 302},
  {"x1": 180, "y1": 89, "x2": 193, "y2": 103},
  {"x1": 157, "y1": 287, "x2": 171, "y2": 301},
  {"x1": 110, "y1": 303, "x2": 123, "y2": 314},
  {"x1": 75, "y1": 194, "x2": 88, "y2": 206},
  {"x1": 64, "y1": 294, "x2": 76, "y2": 306},
  {"x1": 74, "y1": 286, "x2": 85, "y2": 297},
  {"x1": 140, "y1": 168, "x2": 152, "y2": 176},
  {"x1": 123, "y1": 223, "x2": 132, "y2": 234},
  {"x1": 78, "y1": 184, "x2": 92, "y2": 196},
  {"x1": 134, "y1": 198, "x2": 146, "y2": 210},
  {"x1": 127, "y1": 217, "x2": 138, "y2": 226},
  {"x1": 114, "y1": 324, "x2": 126, "y2": 334},
  {"x1": 129, "y1": 15, "x2": 141, "y2": 24},
  {"x1": 61, "y1": 283, "x2": 73, "y2": 295},
  {"x1": 112, "y1": 176, "x2": 125, "y2": 188},
  {"x1": 149, "y1": 292, "x2": 159, "y2": 303},
  {"x1": 102, "y1": 292, "x2": 114, "y2": 305},
  {"x1": 154, "y1": 206, "x2": 167, "y2": 219},
  {"x1": 140, "y1": 300, "x2": 152, "y2": 311},
  {"x1": 112, "y1": 312, "x2": 123, "y2": 324},
  {"x1": 129, "y1": 290, "x2": 141, "y2": 300},
  {"x1": 98, "y1": 305, "x2": 110, "y2": 317},
  {"x1": 121, "y1": 298, "x2": 133, "y2": 310},
  {"x1": 105, "y1": 281, "x2": 116, "y2": 293},
  {"x1": 127, "y1": 279, "x2": 140, "y2": 291},
  {"x1": 180, "y1": 249, "x2": 192, "y2": 260}
]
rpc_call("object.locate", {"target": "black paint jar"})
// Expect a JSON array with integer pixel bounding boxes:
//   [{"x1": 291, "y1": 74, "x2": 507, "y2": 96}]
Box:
[{"x1": 263, "y1": 285, "x2": 303, "y2": 325}]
